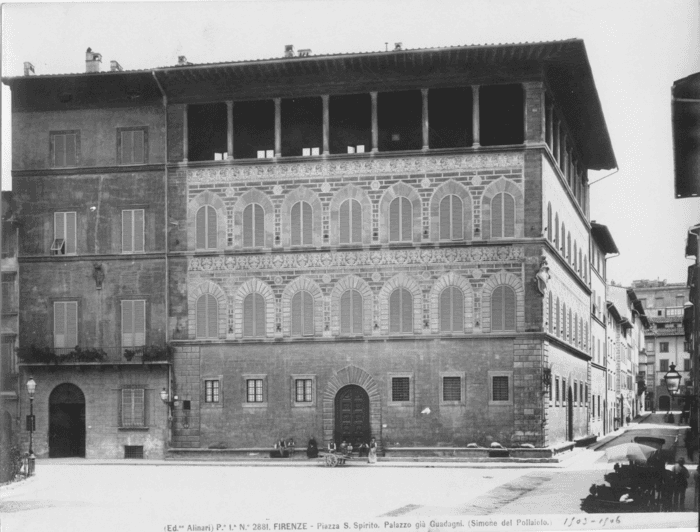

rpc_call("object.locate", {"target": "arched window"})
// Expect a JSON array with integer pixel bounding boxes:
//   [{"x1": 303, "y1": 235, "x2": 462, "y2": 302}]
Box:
[
  {"x1": 389, "y1": 288, "x2": 413, "y2": 333},
  {"x1": 567, "y1": 233, "x2": 571, "y2": 261},
  {"x1": 243, "y1": 203, "x2": 264, "y2": 248},
  {"x1": 583, "y1": 255, "x2": 587, "y2": 282},
  {"x1": 491, "y1": 285, "x2": 516, "y2": 331},
  {"x1": 440, "y1": 286, "x2": 464, "y2": 333},
  {"x1": 196, "y1": 294, "x2": 218, "y2": 339},
  {"x1": 291, "y1": 201, "x2": 313, "y2": 246},
  {"x1": 291, "y1": 290, "x2": 314, "y2": 336},
  {"x1": 547, "y1": 203, "x2": 552, "y2": 241},
  {"x1": 562, "y1": 302, "x2": 567, "y2": 339},
  {"x1": 554, "y1": 213, "x2": 559, "y2": 248},
  {"x1": 439, "y1": 195, "x2": 463, "y2": 241},
  {"x1": 548, "y1": 292, "x2": 553, "y2": 333},
  {"x1": 340, "y1": 289, "x2": 363, "y2": 334},
  {"x1": 556, "y1": 297, "x2": 560, "y2": 336},
  {"x1": 339, "y1": 199, "x2": 362, "y2": 244},
  {"x1": 574, "y1": 313, "x2": 578, "y2": 345},
  {"x1": 491, "y1": 193, "x2": 515, "y2": 238},
  {"x1": 243, "y1": 293, "x2": 266, "y2": 338},
  {"x1": 579, "y1": 249, "x2": 583, "y2": 275},
  {"x1": 573, "y1": 242, "x2": 578, "y2": 271},
  {"x1": 560, "y1": 222, "x2": 566, "y2": 253},
  {"x1": 196, "y1": 205, "x2": 217, "y2": 250},
  {"x1": 568, "y1": 308, "x2": 572, "y2": 341},
  {"x1": 389, "y1": 197, "x2": 412, "y2": 242}
]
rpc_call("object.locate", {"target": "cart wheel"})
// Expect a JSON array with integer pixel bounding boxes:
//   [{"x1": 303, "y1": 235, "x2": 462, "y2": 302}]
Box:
[{"x1": 327, "y1": 454, "x2": 339, "y2": 467}]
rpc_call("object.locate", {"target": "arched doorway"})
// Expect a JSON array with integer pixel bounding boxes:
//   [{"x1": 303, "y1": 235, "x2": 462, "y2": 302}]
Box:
[
  {"x1": 567, "y1": 387, "x2": 574, "y2": 441},
  {"x1": 659, "y1": 395, "x2": 671, "y2": 412},
  {"x1": 334, "y1": 385, "x2": 370, "y2": 446},
  {"x1": 49, "y1": 383, "x2": 85, "y2": 458}
]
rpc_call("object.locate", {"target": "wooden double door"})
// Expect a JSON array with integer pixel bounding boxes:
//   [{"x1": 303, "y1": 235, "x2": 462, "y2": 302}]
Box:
[{"x1": 334, "y1": 385, "x2": 370, "y2": 446}]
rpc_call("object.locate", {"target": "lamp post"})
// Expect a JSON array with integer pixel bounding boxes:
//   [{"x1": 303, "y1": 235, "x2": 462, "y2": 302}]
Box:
[
  {"x1": 25, "y1": 377, "x2": 36, "y2": 476},
  {"x1": 159, "y1": 388, "x2": 179, "y2": 423},
  {"x1": 664, "y1": 363, "x2": 682, "y2": 423}
]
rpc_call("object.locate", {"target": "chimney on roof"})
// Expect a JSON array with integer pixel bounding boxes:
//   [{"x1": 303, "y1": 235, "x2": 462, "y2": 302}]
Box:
[
  {"x1": 298, "y1": 49, "x2": 312, "y2": 57},
  {"x1": 110, "y1": 60, "x2": 123, "y2": 72},
  {"x1": 178, "y1": 55, "x2": 190, "y2": 66},
  {"x1": 85, "y1": 48, "x2": 102, "y2": 73},
  {"x1": 394, "y1": 42, "x2": 403, "y2": 51},
  {"x1": 284, "y1": 45, "x2": 295, "y2": 58},
  {"x1": 23, "y1": 62, "x2": 35, "y2": 76}
]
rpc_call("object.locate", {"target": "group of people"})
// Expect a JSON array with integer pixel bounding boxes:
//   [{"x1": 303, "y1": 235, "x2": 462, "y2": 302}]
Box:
[
  {"x1": 270, "y1": 437, "x2": 296, "y2": 458},
  {"x1": 304, "y1": 436, "x2": 378, "y2": 463}
]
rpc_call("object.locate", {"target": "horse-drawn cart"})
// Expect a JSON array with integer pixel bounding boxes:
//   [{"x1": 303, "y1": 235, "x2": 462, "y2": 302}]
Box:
[{"x1": 319, "y1": 451, "x2": 354, "y2": 467}]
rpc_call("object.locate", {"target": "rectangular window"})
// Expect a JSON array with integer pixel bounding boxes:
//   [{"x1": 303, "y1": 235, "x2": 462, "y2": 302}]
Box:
[
  {"x1": 204, "y1": 380, "x2": 220, "y2": 403},
  {"x1": 51, "y1": 131, "x2": 79, "y2": 167},
  {"x1": 660, "y1": 359, "x2": 669, "y2": 372},
  {"x1": 295, "y1": 378, "x2": 313, "y2": 403},
  {"x1": 118, "y1": 127, "x2": 147, "y2": 165},
  {"x1": 121, "y1": 300, "x2": 146, "y2": 350},
  {"x1": 391, "y1": 377, "x2": 410, "y2": 402},
  {"x1": 52, "y1": 212, "x2": 77, "y2": 255},
  {"x1": 1, "y1": 273, "x2": 16, "y2": 312},
  {"x1": 574, "y1": 381, "x2": 578, "y2": 403},
  {"x1": 491, "y1": 376, "x2": 510, "y2": 402},
  {"x1": 684, "y1": 359, "x2": 691, "y2": 372},
  {"x1": 1, "y1": 336, "x2": 15, "y2": 391},
  {"x1": 442, "y1": 376, "x2": 461, "y2": 402},
  {"x1": 562, "y1": 378, "x2": 566, "y2": 403},
  {"x1": 659, "y1": 342, "x2": 669, "y2": 353},
  {"x1": 54, "y1": 301, "x2": 78, "y2": 350},
  {"x1": 122, "y1": 209, "x2": 145, "y2": 253},
  {"x1": 555, "y1": 377, "x2": 560, "y2": 403},
  {"x1": 121, "y1": 388, "x2": 145, "y2": 427},
  {"x1": 246, "y1": 379, "x2": 264, "y2": 403}
]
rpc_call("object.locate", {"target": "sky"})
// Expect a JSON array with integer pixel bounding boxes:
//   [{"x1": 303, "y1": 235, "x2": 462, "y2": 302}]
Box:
[{"x1": 1, "y1": 0, "x2": 699, "y2": 287}]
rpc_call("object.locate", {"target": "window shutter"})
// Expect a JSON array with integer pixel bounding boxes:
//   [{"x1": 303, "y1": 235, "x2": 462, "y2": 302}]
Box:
[
  {"x1": 389, "y1": 289, "x2": 401, "y2": 332},
  {"x1": 452, "y1": 286, "x2": 464, "y2": 332},
  {"x1": 389, "y1": 198, "x2": 400, "y2": 242},
  {"x1": 65, "y1": 212, "x2": 76, "y2": 254},
  {"x1": 401, "y1": 288, "x2": 413, "y2": 333},
  {"x1": 122, "y1": 300, "x2": 134, "y2": 347},
  {"x1": 243, "y1": 204, "x2": 253, "y2": 248},
  {"x1": 351, "y1": 199, "x2": 362, "y2": 243},
  {"x1": 491, "y1": 194, "x2": 503, "y2": 238},
  {"x1": 243, "y1": 294, "x2": 254, "y2": 337},
  {"x1": 207, "y1": 294, "x2": 218, "y2": 338},
  {"x1": 302, "y1": 202, "x2": 312, "y2": 245},
  {"x1": 561, "y1": 223, "x2": 565, "y2": 252},
  {"x1": 291, "y1": 202, "x2": 301, "y2": 246},
  {"x1": 303, "y1": 291, "x2": 314, "y2": 336},
  {"x1": 134, "y1": 210, "x2": 144, "y2": 252},
  {"x1": 196, "y1": 207, "x2": 206, "y2": 249},
  {"x1": 503, "y1": 193, "x2": 515, "y2": 237},
  {"x1": 255, "y1": 293, "x2": 265, "y2": 337},
  {"x1": 54, "y1": 302, "x2": 66, "y2": 347},
  {"x1": 65, "y1": 134, "x2": 77, "y2": 166},
  {"x1": 55, "y1": 212, "x2": 65, "y2": 240},
  {"x1": 491, "y1": 286, "x2": 504, "y2": 331},
  {"x1": 54, "y1": 135, "x2": 66, "y2": 167},
  {"x1": 352, "y1": 289, "x2": 362, "y2": 333},
  {"x1": 196, "y1": 295, "x2": 207, "y2": 338},
  {"x1": 554, "y1": 214, "x2": 559, "y2": 247},
  {"x1": 122, "y1": 210, "x2": 133, "y2": 253},
  {"x1": 556, "y1": 298, "x2": 560, "y2": 336},
  {"x1": 440, "y1": 287, "x2": 451, "y2": 332},
  {"x1": 568, "y1": 309, "x2": 572, "y2": 340},
  {"x1": 65, "y1": 301, "x2": 78, "y2": 348},
  {"x1": 548, "y1": 292, "x2": 553, "y2": 333},
  {"x1": 133, "y1": 130, "x2": 144, "y2": 164},
  {"x1": 339, "y1": 200, "x2": 350, "y2": 244},
  {"x1": 134, "y1": 300, "x2": 145, "y2": 346},
  {"x1": 452, "y1": 196, "x2": 463, "y2": 240},
  {"x1": 547, "y1": 203, "x2": 552, "y2": 241},
  {"x1": 439, "y1": 196, "x2": 451, "y2": 240},
  {"x1": 401, "y1": 197, "x2": 412, "y2": 242},
  {"x1": 207, "y1": 206, "x2": 217, "y2": 249},
  {"x1": 562, "y1": 303, "x2": 567, "y2": 338},
  {"x1": 340, "y1": 290, "x2": 351, "y2": 334},
  {"x1": 254, "y1": 204, "x2": 264, "y2": 247},
  {"x1": 291, "y1": 292, "x2": 302, "y2": 336},
  {"x1": 122, "y1": 130, "x2": 134, "y2": 164}
]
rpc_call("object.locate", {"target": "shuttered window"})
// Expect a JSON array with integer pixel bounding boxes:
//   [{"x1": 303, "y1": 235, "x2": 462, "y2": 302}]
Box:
[
  {"x1": 389, "y1": 288, "x2": 413, "y2": 333},
  {"x1": 443, "y1": 376, "x2": 461, "y2": 401},
  {"x1": 54, "y1": 301, "x2": 78, "y2": 349},
  {"x1": 121, "y1": 388, "x2": 145, "y2": 427},
  {"x1": 291, "y1": 201, "x2": 313, "y2": 246},
  {"x1": 51, "y1": 132, "x2": 78, "y2": 167},
  {"x1": 573, "y1": 242, "x2": 577, "y2": 270},
  {"x1": 562, "y1": 303, "x2": 567, "y2": 339},
  {"x1": 560, "y1": 223, "x2": 566, "y2": 252},
  {"x1": 122, "y1": 300, "x2": 146, "y2": 348},
  {"x1": 122, "y1": 209, "x2": 145, "y2": 253},
  {"x1": 547, "y1": 203, "x2": 552, "y2": 241},
  {"x1": 491, "y1": 285, "x2": 516, "y2": 332},
  {"x1": 243, "y1": 203, "x2": 265, "y2": 247},
  {"x1": 556, "y1": 297, "x2": 560, "y2": 336},
  {"x1": 554, "y1": 214, "x2": 559, "y2": 248},
  {"x1": 196, "y1": 205, "x2": 217, "y2": 250},
  {"x1": 439, "y1": 195, "x2": 463, "y2": 240},
  {"x1": 568, "y1": 308, "x2": 572, "y2": 341},
  {"x1": 491, "y1": 193, "x2": 515, "y2": 238},
  {"x1": 196, "y1": 294, "x2": 219, "y2": 339},
  {"x1": 243, "y1": 293, "x2": 266, "y2": 338},
  {"x1": 52, "y1": 212, "x2": 77, "y2": 255},
  {"x1": 339, "y1": 199, "x2": 362, "y2": 244},
  {"x1": 389, "y1": 197, "x2": 412, "y2": 242},
  {"x1": 439, "y1": 286, "x2": 464, "y2": 333},
  {"x1": 340, "y1": 289, "x2": 363, "y2": 335},
  {"x1": 548, "y1": 292, "x2": 553, "y2": 333},
  {"x1": 567, "y1": 233, "x2": 571, "y2": 261},
  {"x1": 291, "y1": 291, "x2": 314, "y2": 336},
  {"x1": 120, "y1": 129, "x2": 145, "y2": 165}
]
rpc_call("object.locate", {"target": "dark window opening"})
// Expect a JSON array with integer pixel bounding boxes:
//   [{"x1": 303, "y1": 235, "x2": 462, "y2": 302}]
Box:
[
  {"x1": 378, "y1": 90, "x2": 422, "y2": 151},
  {"x1": 480, "y1": 84, "x2": 524, "y2": 146},
  {"x1": 329, "y1": 94, "x2": 371, "y2": 154},
  {"x1": 188, "y1": 103, "x2": 228, "y2": 162},
  {"x1": 281, "y1": 97, "x2": 322, "y2": 157},
  {"x1": 233, "y1": 100, "x2": 275, "y2": 159},
  {"x1": 429, "y1": 87, "x2": 472, "y2": 149},
  {"x1": 124, "y1": 445, "x2": 144, "y2": 459},
  {"x1": 391, "y1": 377, "x2": 410, "y2": 402}
]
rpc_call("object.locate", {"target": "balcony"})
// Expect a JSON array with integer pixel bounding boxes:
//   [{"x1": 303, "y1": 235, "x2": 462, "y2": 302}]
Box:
[{"x1": 17, "y1": 344, "x2": 173, "y2": 366}]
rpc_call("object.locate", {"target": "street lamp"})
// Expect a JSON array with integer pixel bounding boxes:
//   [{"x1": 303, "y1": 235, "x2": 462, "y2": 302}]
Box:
[
  {"x1": 25, "y1": 377, "x2": 36, "y2": 476},
  {"x1": 159, "y1": 388, "x2": 179, "y2": 422},
  {"x1": 664, "y1": 363, "x2": 683, "y2": 397}
]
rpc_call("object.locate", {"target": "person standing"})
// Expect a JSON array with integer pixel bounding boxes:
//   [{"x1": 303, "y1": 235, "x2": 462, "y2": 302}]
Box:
[
  {"x1": 368, "y1": 437, "x2": 377, "y2": 464},
  {"x1": 306, "y1": 437, "x2": 318, "y2": 459},
  {"x1": 671, "y1": 458, "x2": 690, "y2": 510}
]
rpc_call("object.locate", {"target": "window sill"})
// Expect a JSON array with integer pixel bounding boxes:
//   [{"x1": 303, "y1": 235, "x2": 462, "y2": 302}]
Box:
[
  {"x1": 488, "y1": 401, "x2": 513, "y2": 406},
  {"x1": 292, "y1": 402, "x2": 316, "y2": 408},
  {"x1": 388, "y1": 401, "x2": 413, "y2": 407},
  {"x1": 118, "y1": 426, "x2": 149, "y2": 432},
  {"x1": 242, "y1": 402, "x2": 268, "y2": 408}
]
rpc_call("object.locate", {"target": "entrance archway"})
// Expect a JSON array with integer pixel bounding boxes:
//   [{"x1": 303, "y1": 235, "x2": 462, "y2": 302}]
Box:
[
  {"x1": 659, "y1": 395, "x2": 671, "y2": 412},
  {"x1": 334, "y1": 385, "x2": 370, "y2": 446},
  {"x1": 567, "y1": 387, "x2": 574, "y2": 441},
  {"x1": 49, "y1": 383, "x2": 85, "y2": 458}
]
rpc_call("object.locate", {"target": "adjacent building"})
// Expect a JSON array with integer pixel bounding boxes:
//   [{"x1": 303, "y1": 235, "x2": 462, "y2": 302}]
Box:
[{"x1": 3, "y1": 40, "x2": 618, "y2": 459}]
